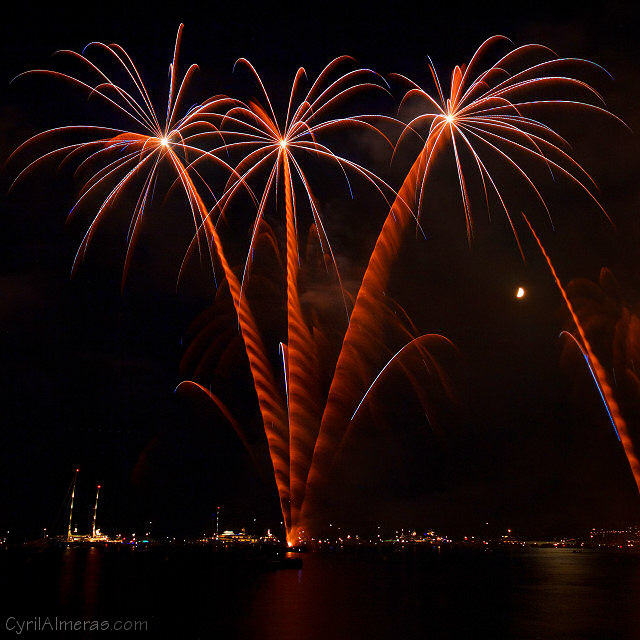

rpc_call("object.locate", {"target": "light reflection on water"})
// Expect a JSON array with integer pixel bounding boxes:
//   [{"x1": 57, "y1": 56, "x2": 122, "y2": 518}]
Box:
[
  {"x1": 4, "y1": 546, "x2": 640, "y2": 639},
  {"x1": 508, "y1": 549, "x2": 640, "y2": 639},
  {"x1": 243, "y1": 549, "x2": 640, "y2": 640},
  {"x1": 58, "y1": 547, "x2": 102, "y2": 618}
]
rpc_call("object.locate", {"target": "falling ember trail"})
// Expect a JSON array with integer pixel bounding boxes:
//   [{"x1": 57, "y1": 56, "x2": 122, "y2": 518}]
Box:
[
  {"x1": 168, "y1": 151, "x2": 292, "y2": 534},
  {"x1": 560, "y1": 331, "x2": 621, "y2": 442},
  {"x1": 524, "y1": 214, "x2": 640, "y2": 494}
]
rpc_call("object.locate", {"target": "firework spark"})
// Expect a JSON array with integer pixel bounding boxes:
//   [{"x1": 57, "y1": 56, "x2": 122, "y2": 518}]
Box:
[
  {"x1": 524, "y1": 216, "x2": 640, "y2": 493},
  {"x1": 392, "y1": 36, "x2": 620, "y2": 248}
]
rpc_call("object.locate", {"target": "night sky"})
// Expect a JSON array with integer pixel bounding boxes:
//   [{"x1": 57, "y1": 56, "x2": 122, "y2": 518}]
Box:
[{"x1": 2, "y1": 0, "x2": 640, "y2": 541}]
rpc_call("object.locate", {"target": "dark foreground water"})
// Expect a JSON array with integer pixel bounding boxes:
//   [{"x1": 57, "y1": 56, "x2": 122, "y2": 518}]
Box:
[{"x1": 2, "y1": 545, "x2": 640, "y2": 639}]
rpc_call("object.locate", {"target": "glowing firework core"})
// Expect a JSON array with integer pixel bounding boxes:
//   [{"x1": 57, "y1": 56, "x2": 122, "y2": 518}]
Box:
[
  {"x1": 445, "y1": 114, "x2": 454, "y2": 124},
  {"x1": 516, "y1": 287, "x2": 525, "y2": 299},
  {"x1": 160, "y1": 137, "x2": 169, "y2": 147},
  {"x1": 279, "y1": 138, "x2": 288, "y2": 150}
]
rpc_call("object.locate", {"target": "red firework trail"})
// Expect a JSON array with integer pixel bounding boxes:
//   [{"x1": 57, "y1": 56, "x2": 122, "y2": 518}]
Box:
[
  {"x1": 9, "y1": 27, "x2": 293, "y2": 530},
  {"x1": 298, "y1": 36, "x2": 623, "y2": 534},
  {"x1": 12, "y1": 31, "x2": 437, "y2": 542},
  {"x1": 193, "y1": 57, "x2": 412, "y2": 538},
  {"x1": 523, "y1": 216, "x2": 640, "y2": 494}
]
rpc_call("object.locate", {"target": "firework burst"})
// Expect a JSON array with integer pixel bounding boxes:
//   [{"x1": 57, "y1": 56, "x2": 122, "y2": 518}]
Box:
[
  {"x1": 297, "y1": 36, "x2": 624, "y2": 534},
  {"x1": 12, "y1": 31, "x2": 627, "y2": 543},
  {"x1": 9, "y1": 26, "x2": 294, "y2": 531},
  {"x1": 182, "y1": 57, "x2": 450, "y2": 540},
  {"x1": 392, "y1": 35, "x2": 623, "y2": 249},
  {"x1": 9, "y1": 24, "x2": 238, "y2": 288}
]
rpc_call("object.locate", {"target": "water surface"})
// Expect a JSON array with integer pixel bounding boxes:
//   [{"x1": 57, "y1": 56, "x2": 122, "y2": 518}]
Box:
[{"x1": 3, "y1": 546, "x2": 640, "y2": 639}]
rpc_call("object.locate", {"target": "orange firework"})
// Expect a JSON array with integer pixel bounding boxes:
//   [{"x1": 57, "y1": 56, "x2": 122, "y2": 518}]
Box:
[
  {"x1": 298, "y1": 36, "x2": 623, "y2": 535},
  {"x1": 185, "y1": 57, "x2": 451, "y2": 541},
  {"x1": 9, "y1": 24, "x2": 239, "y2": 287},
  {"x1": 9, "y1": 27, "x2": 294, "y2": 530},
  {"x1": 391, "y1": 36, "x2": 621, "y2": 248},
  {"x1": 13, "y1": 31, "x2": 625, "y2": 544},
  {"x1": 205, "y1": 56, "x2": 396, "y2": 297},
  {"x1": 13, "y1": 33, "x2": 453, "y2": 543}
]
